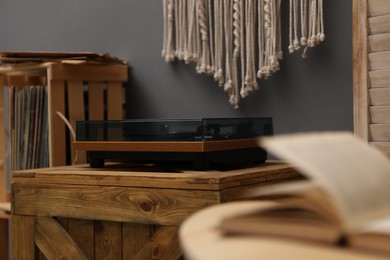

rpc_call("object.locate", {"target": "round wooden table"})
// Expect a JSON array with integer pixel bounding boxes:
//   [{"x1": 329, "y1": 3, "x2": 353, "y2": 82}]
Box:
[{"x1": 179, "y1": 201, "x2": 386, "y2": 260}]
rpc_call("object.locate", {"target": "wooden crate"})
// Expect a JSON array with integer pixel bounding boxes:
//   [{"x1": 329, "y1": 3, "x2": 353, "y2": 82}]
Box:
[
  {"x1": 11, "y1": 162, "x2": 301, "y2": 259},
  {"x1": 0, "y1": 61, "x2": 128, "y2": 167},
  {"x1": 0, "y1": 57, "x2": 128, "y2": 260}
]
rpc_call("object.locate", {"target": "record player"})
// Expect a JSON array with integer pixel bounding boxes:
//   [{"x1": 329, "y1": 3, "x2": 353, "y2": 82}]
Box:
[{"x1": 74, "y1": 118, "x2": 273, "y2": 170}]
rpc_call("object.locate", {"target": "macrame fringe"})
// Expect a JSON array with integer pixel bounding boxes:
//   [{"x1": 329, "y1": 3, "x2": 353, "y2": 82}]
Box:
[{"x1": 162, "y1": 0, "x2": 325, "y2": 108}]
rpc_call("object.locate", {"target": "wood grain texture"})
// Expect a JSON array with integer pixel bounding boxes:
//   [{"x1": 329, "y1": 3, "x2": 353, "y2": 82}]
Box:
[
  {"x1": 13, "y1": 183, "x2": 220, "y2": 225},
  {"x1": 123, "y1": 222, "x2": 151, "y2": 260},
  {"x1": 73, "y1": 138, "x2": 259, "y2": 153},
  {"x1": 369, "y1": 88, "x2": 390, "y2": 105},
  {"x1": 12, "y1": 215, "x2": 35, "y2": 260},
  {"x1": 370, "y1": 106, "x2": 390, "y2": 123},
  {"x1": 369, "y1": 33, "x2": 390, "y2": 52},
  {"x1": 49, "y1": 63, "x2": 128, "y2": 82},
  {"x1": 95, "y1": 221, "x2": 122, "y2": 260},
  {"x1": 12, "y1": 161, "x2": 298, "y2": 190},
  {"x1": 369, "y1": 69, "x2": 390, "y2": 88},
  {"x1": 353, "y1": 0, "x2": 370, "y2": 140},
  {"x1": 370, "y1": 124, "x2": 390, "y2": 141},
  {"x1": 0, "y1": 218, "x2": 9, "y2": 260},
  {"x1": 35, "y1": 216, "x2": 87, "y2": 260},
  {"x1": 369, "y1": 51, "x2": 390, "y2": 70},
  {"x1": 369, "y1": 14, "x2": 390, "y2": 34},
  {"x1": 47, "y1": 79, "x2": 67, "y2": 166},
  {"x1": 67, "y1": 218, "x2": 95, "y2": 259},
  {"x1": 369, "y1": 0, "x2": 390, "y2": 17}
]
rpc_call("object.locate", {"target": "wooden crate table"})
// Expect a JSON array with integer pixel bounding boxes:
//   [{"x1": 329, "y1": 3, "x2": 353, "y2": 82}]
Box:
[{"x1": 11, "y1": 161, "x2": 300, "y2": 260}]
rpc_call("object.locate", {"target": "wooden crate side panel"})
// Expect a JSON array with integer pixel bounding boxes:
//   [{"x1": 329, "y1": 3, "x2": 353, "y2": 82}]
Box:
[
  {"x1": 35, "y1": 216, "x2": 87, "y2": 259},
  {"x1": 94, "y1": 221, "x2": 122, "y2": 260},
  {"x1": 49, "y1": 63, "x2": 128, "y2": 82},
  {"x1": 123, "y1": 222, "x2": 151, "y2": 259},
  {"x1": 370, "y1": 124, "x2": 390, "y2": 141},
  {"x1": 88, "y1": 81, "x2": 105, "y2": 120},
  {"x1": 369, "y1": 69, "x2": 390, "y2": 88},
  {"x1": 369, "y1": 33, "x2": 390, "y2": 53},
  {"x1": 67, "y1": 81, "x2": 87, "y2": 164},
  {"x1": 107, "y1": 81, "x2": 123, "y2": 120},
  {"x1": 0, "y1": 218, "x2": 9, "y2": 260},
  {"x1": 353, "y1": 0, "x2": 370, "y2": 140},
  {"x1": 68, "y1": 218, "x2": 95, "y2": 260},
  {"x1": 47, "y1": 80, "x2": 67, "y2": 166},
  {"x1": 12, "y1": 215, "x2": 35, "y2": 260},
  {"x1": 13, "y1": 183, "x2": 220, "y2": 225}
]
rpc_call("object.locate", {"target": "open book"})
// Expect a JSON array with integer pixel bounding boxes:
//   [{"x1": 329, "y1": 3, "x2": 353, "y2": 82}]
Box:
[{"x1": 219, "y1": 132, "x2": 390, "y2": 256}]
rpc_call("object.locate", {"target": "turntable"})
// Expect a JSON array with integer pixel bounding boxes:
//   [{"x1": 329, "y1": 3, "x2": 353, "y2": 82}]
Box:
[{"x1": 73, "y1": 118, "x2": 273, "y2": 170}]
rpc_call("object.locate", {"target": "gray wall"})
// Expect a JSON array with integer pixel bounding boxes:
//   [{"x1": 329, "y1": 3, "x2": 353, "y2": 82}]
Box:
[{"x1": 0, "y1": 0, "x2": 353, "y2": 134}]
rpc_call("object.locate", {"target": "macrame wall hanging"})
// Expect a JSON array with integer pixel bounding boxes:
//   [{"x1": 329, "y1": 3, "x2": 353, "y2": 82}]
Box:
[{"x1": 162, "y1": 0, "x2": 325, "y2": 108}]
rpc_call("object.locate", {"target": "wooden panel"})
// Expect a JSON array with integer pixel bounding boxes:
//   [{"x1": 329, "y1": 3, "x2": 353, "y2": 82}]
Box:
[
  {"x1": 49, "y1": 63, "x2": 128, "y2": 82},
  {"x1": 369, "y1": 0, "x2": 390, "y2": 17},
  {"x1": 369, "y1": 14, "x2": 390, "y2": 34},
  {"x1": 369, "y1": 88, "x2": 390, "y2": 105},
  {"x1": 3, "y1": 75, "x2": 46, "y2": 86},
  {"x1": 68, "y1": 218, "x2": 95, "y2": 260},
  {"x1": 353, "y1": 0, "x2": 370, "y2": 140},
  {"x1": 0, "y1": 76, "x2": 5, "y2": 203},
  {"x1": 371, "y1": 141, "x2": 390, "y2": 156},
  {"x1": 123, "y1": 222, "x2": 151, "y2": 259},
  {"x1": 369, "y1": 69, "x2": 390, "y2": 88},
  {"x1": 13, "y1": 183, "x2": 220, "y2": 225},
  {"x1": 35, "y1": 216, "x2": 87, "y2": 259},
  {"x1": 130, "y1": 225, "x2": 181, "y2": 260},
  {"x1": 0, "y1": 218, "x2": 9, "y2": 260},
  {"x1": 369, "y1": 33, "x2": 390, "y2": 52},
  {"x1": 369, "y1": 51, "x2": 390, "y2": 70},
  {"x1": 107, "y1": 81, "x2": 123, "y2": 120},
  {"x1": 12, "y1": 215, "x2": 35, "y2": 260},
  {"x1": 95, "y1": 221, "x2": 122, "y2": 260},
  {"x1": 88, "y1": 81, "x2": 104, "y2": 120},
  {"x1": 370, "y1": 124, "x2": 390, "y2": 141},
  {"x1": 47, "y1": 80, "x2": 67, "y2": 166},
  {"x1": 67, "y1": 81, "x2": 87, "y2": 164},
  {"x1": 370, "y1": 106, "x2": 390, "y2": 123}
]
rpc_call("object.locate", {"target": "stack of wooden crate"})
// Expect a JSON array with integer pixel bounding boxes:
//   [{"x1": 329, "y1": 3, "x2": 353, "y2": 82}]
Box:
[{"x1": 0, "y1": 52, "x2": 129, "y2": 259}]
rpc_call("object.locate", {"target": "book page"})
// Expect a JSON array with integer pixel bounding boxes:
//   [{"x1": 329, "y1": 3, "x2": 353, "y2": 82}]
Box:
[{"x1": 260, "y1": 132, "x2": 390, "y2": 230}]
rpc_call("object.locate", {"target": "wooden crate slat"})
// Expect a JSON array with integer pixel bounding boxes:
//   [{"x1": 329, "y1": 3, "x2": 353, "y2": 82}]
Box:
[
  {"x1": 370, "y1": 124, "x2": 390, "y2": 141},
  {"x1": 369, "y1": 33, "x2": 390, "y2": 53},
  {"x1": 0, "y1": 218, "x2": 9, "y2": 259},
  {"x1": 370, "y1": 106, "x2": 390, "y2": 123},
  {"x1": 369, "y1": 69, "x2": 390, "y2": 88},
  {"x1": 35, "y1": 216, "x2": 87, "y2": 260},
  {"x1": 107, "y1": 81, "x2": 123, "y2": 120},
  {"x1": 353, "y1": 0, "x2": 370, "y2": 140},
  {"x1": 150, "y1": 226, "x2": 181, "y2": 259},
  {"x1": 13, "y1": 183, "x2": 220, "y2": 225},
  {"x1": 369, "y1": 88, "x2": 390, "y2": 105},
  {"x1": 371, "y1": 141, "x2": 390, "y2": 157},
  {"x1": 369, "y1": 14, "x2": 390, "y2": 34},
  {"x1": 47, "y1": 80, "x2": 67, "y2": 166},
  {"x1": 88, "y1": 81, "x2": 105, "y2": 120},
  {"x1": 68, "y1": 218, "x2": 95, "y2": 260},
  {"x1": 67, "y1": 81, "x2": 86, "y2": 164},
  {"x1": 369, "y1": 51, "x2": 390, "y2": 70},
  {"x1": 369, "y1": 0, "x2": 390, "y2": 17},
  {"x1": 12, "y1": 215, "x2": 35, "y2": 260},
  {"x1": 49, "y1": 63, "x2": 128, "y2": 82},
  {"x1": 123, "y1": 223, "x2": 151, "y2": 259},
  {"x1": 0, "y1": 76, "x2": 5, "y2": 203},
  {"x1": 94, "y1": 221, "x2": 122, "y2": 260}
]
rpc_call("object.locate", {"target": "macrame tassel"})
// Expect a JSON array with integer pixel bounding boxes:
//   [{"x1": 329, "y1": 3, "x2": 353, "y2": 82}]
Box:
[
  {"x1": 162, "y1": 0, "x2": 175, "y2": 62},
  {"x1": 161, "y1": 0, "x2": 326, "y2": 108}
]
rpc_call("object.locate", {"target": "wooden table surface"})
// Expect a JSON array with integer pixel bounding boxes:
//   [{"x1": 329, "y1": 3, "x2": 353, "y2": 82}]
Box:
[{"x1": 11, "y1": 161, "x2": 301, "y2": 260}]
